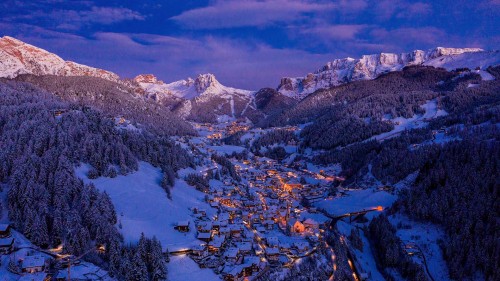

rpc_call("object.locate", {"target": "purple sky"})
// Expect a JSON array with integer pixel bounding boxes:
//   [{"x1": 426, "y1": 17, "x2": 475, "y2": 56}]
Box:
[{"x1": 1, "y1": 0, "x2": 499, "y2": 89}]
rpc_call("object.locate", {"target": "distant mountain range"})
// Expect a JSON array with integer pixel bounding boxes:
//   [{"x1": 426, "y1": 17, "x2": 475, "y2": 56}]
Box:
[
  {"x1": 277, "y1": 47, "x2": 500, "y2": 99},
  {"x1": 1, "y1": 35, "x2": 499, "y2": 123}
]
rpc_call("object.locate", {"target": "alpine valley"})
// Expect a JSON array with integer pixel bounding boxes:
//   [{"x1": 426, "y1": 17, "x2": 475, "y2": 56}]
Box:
[{"x1": 0, "y1": 35, "x2": 499, "y2": 281}]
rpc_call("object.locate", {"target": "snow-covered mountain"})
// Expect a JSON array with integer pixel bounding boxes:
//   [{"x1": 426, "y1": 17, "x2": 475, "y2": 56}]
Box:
[
  {"x1": 133, "y1": 73, "x2": 253, "y2": 100},
  {"x1": 278, "y1": 47, "x2": 499, "y2": 99},
  {"x1": 133, "y1": 73, "x2": 260, "y2": 122},
  {"x1": 0, "y1": 36, "x2": 119, "y2": 81}
]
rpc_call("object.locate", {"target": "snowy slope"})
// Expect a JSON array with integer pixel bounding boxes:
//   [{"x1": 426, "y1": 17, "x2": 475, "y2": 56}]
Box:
[
  {"x1": 424, "y1": 50, "x2": 500, "y2": 80},
  {"x1": 75, "y1": 162, "x2": 216, "y2": 251},
  {"x1": 278, "y1": 47, "x2": 498, "y2": 99},
  {"x1": 0, "y1": 36, "x2": 119, "y2": 81}
]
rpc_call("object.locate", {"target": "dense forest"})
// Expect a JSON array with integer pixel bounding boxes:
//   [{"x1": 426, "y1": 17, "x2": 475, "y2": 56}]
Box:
[
  {"x1": 13, "y1": 75, "x2": 195, "y2": 136},
  {"x1": 368, "y1": 214, "x2": 428, "y2": 281},
  {"x1": 0, "y1": 80, "x2": 193, "y2": 280}
]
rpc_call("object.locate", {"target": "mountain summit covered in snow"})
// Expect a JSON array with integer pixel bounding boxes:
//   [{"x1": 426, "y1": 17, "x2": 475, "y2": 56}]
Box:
[
  {"x1": 0, "y1": 36, "x2": 119, "y2": 81},
  {"x1": 133, "y1": 73, "x2": 253, "y2": 100},
  {"x1": 277, "y1": 47, "x2": 499, "y2": 99}
]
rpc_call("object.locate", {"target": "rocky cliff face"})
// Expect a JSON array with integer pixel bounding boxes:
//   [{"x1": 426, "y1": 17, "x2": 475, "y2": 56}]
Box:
[
  {"x1": 0, "y1": 36, "x2": 119, "y2": 81},
  {"x1": 277, "y1": 47, "x2": 488, "y2": 99}
]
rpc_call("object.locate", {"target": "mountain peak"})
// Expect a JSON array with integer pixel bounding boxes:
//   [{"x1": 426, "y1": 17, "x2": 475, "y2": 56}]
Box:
[
  {"x1": 0, "y1": 36, "x2": 119, "y2": 81},
  {"x1": 194, "y1": 73, "x2": 220, "y2": 93},
  {"x1": 134, "y1": 74, "x2": 162, "y2": 84}
]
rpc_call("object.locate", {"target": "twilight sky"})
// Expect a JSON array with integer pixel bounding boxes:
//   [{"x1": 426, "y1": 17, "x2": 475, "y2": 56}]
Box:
[{"x1": 1, "y1": 0, "x2": 499, "y2": 89}]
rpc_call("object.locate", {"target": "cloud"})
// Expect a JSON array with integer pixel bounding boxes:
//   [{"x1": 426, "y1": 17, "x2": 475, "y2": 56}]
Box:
[
  {"x1": 4, "y1": 5, "x2": 144, "y2": 30},
  {"x1": 170, "y1": 0, "x2": 366, "y2": 29},
  {"x1": 298, "y1": 24, "x2": 368, "y2": 40},
  {"x1": 368, "y1": 27, "x2": 458, "y2": 51},
  {"x1": 374, "y1": 0, "x2": 432, "y2": 20},
  {"x1": 78, "y1": 6, "x2": 145, "y2": 24}
]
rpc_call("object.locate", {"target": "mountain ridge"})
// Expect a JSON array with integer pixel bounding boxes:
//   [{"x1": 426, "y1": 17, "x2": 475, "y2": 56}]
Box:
[
  {"x1": 277, "y1": 47, "x2": 499, "y2": 99},
  {"x1": 0, "y1": 36, "x2": 120, "y2": 81}
]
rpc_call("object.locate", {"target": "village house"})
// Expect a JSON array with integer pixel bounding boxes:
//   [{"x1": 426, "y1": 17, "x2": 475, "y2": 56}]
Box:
[
  {"x1": 174, "y1": 221, "x2": 190, "y2": 232},
  {"x1": 293, "y1": 241, "x2": 310, "y2": 254},
  {"x1": 0, "y1": 237, "x2": 14, "y2": 254},
  {"x1": 198, "y1": 222, "x2": 212, "y2": 233},
  {"x1": 265, "y1": 247, "x2": 280, "y2": 262},
  {"x1": 219, "y1": 227, "x2": 231, "y2": 238},
  {"x1": 225, "y1": 248, "x2": 240, "y2": 264},
  {"x1": 22, "y1": 255, "x2": 47, "y2": 274},
  {"x1": 266, "y1": 237, "x2": 279, "y2": 248},
  {"x1": 236, "y1": 242, "x2": 253, "y2": 256},
  {"x1": 209, "y1": 236, "x2": 225, "y2": 253},
  {"x1": 197, "y1": 232, "x2": 213, "y2": 243},
  {"x1": 191, "y1": 245, "x2": 208, "y2": 258}
]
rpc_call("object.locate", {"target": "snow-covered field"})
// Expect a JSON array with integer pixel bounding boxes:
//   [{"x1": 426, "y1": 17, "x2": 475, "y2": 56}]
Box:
[
  {"x1": 76, "y1": 162, "x2": 215, "y2": 251},
  {"x1": 167, "y1": 255, "x2": 220, "y2": 281},
  {"x1": 373, "y1": 99, "x2": 447, "y2": 141},
  {"x1": 315, "y1": 189, "x2": 396, "y2": 217}
]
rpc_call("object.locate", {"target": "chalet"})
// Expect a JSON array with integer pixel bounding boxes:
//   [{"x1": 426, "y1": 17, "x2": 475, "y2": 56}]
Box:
[
  {"x1": 222, "y1": 266, "x2": 244, "y2": 281},
  {"x1": 212, "y1": 221, "x2": 221, "y2": 232},
  {"x1": 265, "y1": 247, "x2": 280, "y2": 262},
  {"x1": 242, "y1": 256, "x2": 260, "y2": 275},
  {"x1": 209, "y1": 236, "x2": 225, "y2": 253},
  {"x1": 0, "y1": 237, "x2": 14, "y2": 254},
  {"x1": 198, "y1": 222, "x2": 212, "y2": 233},
  {"x1": 236, "y1": 242, "x2": 252, "y2": 256},
  {"x1": 229, "y1": 224, "x2": 242, "y2": 238},
  {"x1": 197, "y1": 232, "x2": 212, "y2": 243},
  {"x1": 174, "y1": 221, "x2": 190, "y2": 232},
  {"x1": 191, "y1": 245, "x2": 208, "y2": 258},
  {"x1": 0, "y1": 224, "x2": 11, "y2": 238},
  {"x1": 225, "y1": 248, "x2": 240, "y2": 263},
  {"x1": 22, "y1": 255, "x2": 46, "y2": 273},
  {"x1": 279, "y1": 243, "x2": 291, "y2": 252},
  {"x1": 266, "y1": 236, "x2": 280, "y2": 248},
  {"x1": 293, "y1": 242, "x2": 309, "y2": 254},
  {"x1": 219, "y1": 227, "x2": 231, "y2": 238}
]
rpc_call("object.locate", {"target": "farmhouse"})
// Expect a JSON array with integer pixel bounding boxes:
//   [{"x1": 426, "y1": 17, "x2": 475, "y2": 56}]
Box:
[{"x1": 0, "y1": 224, "x2": 11, "y2": 238}]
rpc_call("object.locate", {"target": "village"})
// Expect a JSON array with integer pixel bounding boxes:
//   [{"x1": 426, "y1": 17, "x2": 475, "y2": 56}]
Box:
[
  {"x1": 0, "y1": 223, "x2": 113, "y2": 281},
  {"x1": 0, "y1": 120, "x2": 400, "y2": 281},
  {"x1": 169, "y1": 120, "x2": 348, "y2": 281}
]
